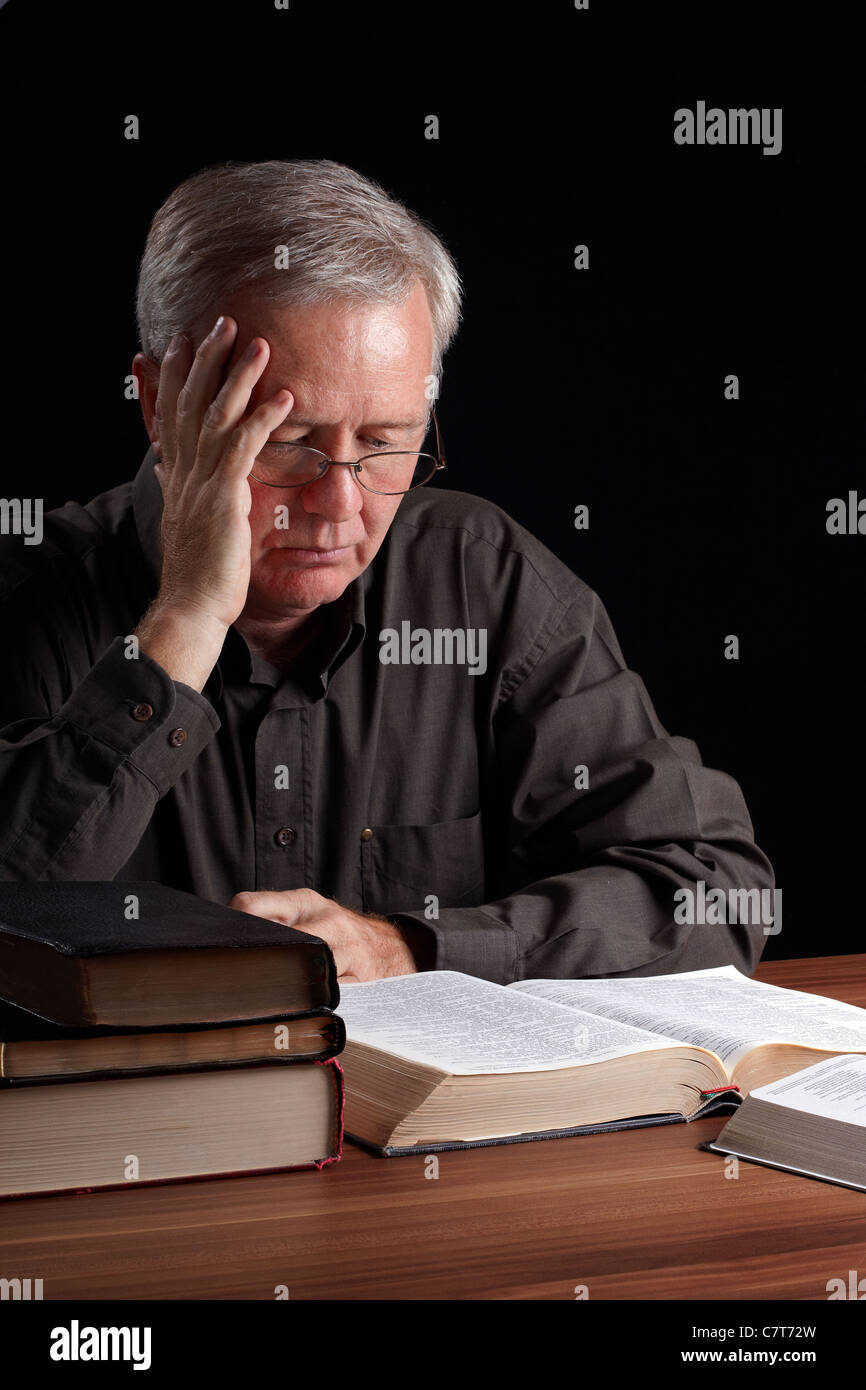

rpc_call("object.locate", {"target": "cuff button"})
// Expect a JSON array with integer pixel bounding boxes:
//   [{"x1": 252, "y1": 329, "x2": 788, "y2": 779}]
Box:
[
  {"x1": 169, "y1": 727, "x2": 187, "y2": 747},
  {"x1": 131, "y1": 702, "x2": 154, "y2": 721}
]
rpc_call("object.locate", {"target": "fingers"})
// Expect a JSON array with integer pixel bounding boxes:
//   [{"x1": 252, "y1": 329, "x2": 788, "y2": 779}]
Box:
[
  {"x1": 174, "y1": 316, "x2": 239, "y2": 476},
  {"x1": 229, "y1": 888, "x2": 323, "y2": 925},
  {"x1": 221, "y1": 388, "x2": 294, "y2": 485},
  {"x1": 154, "y1": 317, "x2": 288, "y2": 490},
  {"x1": 193, "y1": 332, "x2": 282, "y2": 481},
  {"x1": 228, "y1": 890, "x2": 365, "y2": 979},
  {"x1": 194, "y1": 336, "x2": 293, "y2": 483},
  {"x1": 152, "y1": 333, "x2": 193, "y2": 489}
]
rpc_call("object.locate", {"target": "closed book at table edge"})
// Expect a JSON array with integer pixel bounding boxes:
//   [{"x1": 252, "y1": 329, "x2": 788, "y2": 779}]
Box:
[
  {"x1": 0, "y1": 880, "x2": 340, "y2": 1023},
  {"x1": 700, "y1": 1141, "x2": 866, "y2": 1193},
  {"x1": 0, "y1": 1058, "x2": 345, "y2": 1200}
]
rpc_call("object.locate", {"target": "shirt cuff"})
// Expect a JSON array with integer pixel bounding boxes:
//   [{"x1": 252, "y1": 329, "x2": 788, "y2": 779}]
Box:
[
  {"x1": 388, "y1": 908, "x2": 521, "y2": 984},
  {"x1": 58, "y1": 635, "x2": 221, "y2": 797}
]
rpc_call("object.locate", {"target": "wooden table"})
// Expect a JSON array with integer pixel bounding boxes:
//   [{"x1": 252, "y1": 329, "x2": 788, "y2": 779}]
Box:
[{"x1": 2, "y1": 955, "x2": 865, "y2": 1301}]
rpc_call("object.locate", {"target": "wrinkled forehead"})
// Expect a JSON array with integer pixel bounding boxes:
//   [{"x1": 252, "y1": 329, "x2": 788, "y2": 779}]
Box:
[
  {"x1": 207, "y1": 283, "x2": 433, "y2": 378},
  {"x1": 210, "y1": 286, "x2": 435, "y2": 421}
]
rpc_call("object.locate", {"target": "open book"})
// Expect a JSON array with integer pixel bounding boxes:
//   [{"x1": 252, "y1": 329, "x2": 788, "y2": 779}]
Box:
[{"x1": 337, "y1": 966, "x2": 866, "y2": 1154}]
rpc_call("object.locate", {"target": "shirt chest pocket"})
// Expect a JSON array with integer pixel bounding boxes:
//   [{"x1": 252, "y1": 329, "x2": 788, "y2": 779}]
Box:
[{"x1": 360, "y1": 810, "x2": 485, "y2": 917}]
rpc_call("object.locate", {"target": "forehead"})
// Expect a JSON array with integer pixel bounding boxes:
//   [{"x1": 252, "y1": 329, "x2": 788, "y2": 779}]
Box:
[{"x1": 222, "y1": 282, "x2": 433, "y2": 396}]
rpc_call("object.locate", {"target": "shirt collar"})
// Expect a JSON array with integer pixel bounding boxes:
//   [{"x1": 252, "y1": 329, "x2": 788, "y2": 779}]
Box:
[{"x1": 132, "y1": 448, "x2": 367, "y2": 697}]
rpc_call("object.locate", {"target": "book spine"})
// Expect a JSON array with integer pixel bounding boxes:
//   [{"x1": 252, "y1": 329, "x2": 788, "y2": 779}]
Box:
[{"x1": 312, "y1": 1057, "x2": 344, "y2": 1168}]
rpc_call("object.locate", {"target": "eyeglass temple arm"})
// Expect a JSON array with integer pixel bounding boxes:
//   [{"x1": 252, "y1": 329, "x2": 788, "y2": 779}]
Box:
[{"x1": 432, "y1": 408, "x2": 446, "y2": 468}]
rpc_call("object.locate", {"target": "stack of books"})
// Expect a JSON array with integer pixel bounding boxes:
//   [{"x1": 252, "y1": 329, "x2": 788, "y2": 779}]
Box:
[{"x1": 0, "y1": 881, "x2": 344, "y2": 1197}]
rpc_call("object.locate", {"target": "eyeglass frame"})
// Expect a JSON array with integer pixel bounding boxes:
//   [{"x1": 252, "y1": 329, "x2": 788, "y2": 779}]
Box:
[{"x1": 249, "y1": 407, "x2": 447, "y2": 495}]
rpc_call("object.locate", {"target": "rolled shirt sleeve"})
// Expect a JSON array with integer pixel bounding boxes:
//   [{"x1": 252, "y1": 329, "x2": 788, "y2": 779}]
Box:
[{"x1": 0, "y1": 636, "x2": 220, "y2": 880}]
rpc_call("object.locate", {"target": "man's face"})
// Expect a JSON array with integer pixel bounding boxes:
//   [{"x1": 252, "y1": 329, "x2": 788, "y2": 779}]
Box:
[{"x1": 204, "y1": 281, "x2": 434, "y2": 622}]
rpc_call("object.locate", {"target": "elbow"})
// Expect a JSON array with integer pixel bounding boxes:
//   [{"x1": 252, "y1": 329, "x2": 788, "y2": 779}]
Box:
[{"x1": 687, "y1": 836, "x2": 778, "y2": 975}]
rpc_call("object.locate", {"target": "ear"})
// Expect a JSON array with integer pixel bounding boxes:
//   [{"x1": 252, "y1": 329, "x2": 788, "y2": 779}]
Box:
[{"x1": 132, "y1": 353, "x2": 162, "y2": 455}]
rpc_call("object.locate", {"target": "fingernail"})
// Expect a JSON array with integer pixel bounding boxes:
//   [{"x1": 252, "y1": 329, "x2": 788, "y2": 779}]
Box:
[
  {"x1": 209, "y1": 315, "x2": 225, "y2": 339},
  {"x1": 243, "y1": 339, "x2": 262, "y2": 362}
]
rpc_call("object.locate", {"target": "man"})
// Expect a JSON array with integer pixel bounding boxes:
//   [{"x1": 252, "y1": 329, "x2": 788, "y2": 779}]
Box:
[{"x1": 0, "y1": 159, "x2": 773, "y2": 983}]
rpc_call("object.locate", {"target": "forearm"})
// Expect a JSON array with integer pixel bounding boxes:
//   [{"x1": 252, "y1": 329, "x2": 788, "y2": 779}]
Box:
[
  {"x1": 134, "y1": 603, "x2": 227, "y2": 694},
  {"x1": 0, "y1": 636, "x2": 220, "y2": 879},
  {"x1": 390, "y1": 837, "x2": 774, "y2": 985}
]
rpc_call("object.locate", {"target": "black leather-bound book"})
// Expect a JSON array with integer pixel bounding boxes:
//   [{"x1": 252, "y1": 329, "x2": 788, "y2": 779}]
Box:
[{"x1": 0, "y1": 880, "x2": 338, "y2": 1027}]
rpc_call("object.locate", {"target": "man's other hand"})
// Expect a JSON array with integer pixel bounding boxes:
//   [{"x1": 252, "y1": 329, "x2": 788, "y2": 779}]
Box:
[{"x1": 228, "y1": 888, "x2": 434, "y2": 981}]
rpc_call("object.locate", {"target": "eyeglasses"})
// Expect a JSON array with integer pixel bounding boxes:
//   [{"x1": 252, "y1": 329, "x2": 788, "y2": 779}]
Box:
[{"x1": 249, "y1": 408, "x2": 447, "y2": 495}]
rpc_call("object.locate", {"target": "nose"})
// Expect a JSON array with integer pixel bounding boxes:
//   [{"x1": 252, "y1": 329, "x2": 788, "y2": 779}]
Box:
[{"x1": 299, "y1": 459, "x2": 365, "y2": 523}]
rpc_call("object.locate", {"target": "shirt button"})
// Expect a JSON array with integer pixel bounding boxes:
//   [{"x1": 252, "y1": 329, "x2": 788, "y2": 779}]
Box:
[
  {"x1": 274, "y1": 827, "x2": 297, "y2": 847},
  {"x1": 131, "y1": 702, "x2": 153, "y2": 721},
  {"x1": 360, "y1": 827, "x2": 374, "y2": 842},
  {"x1": 168, "y1": 727, "x2": 187, "y2": 747}
]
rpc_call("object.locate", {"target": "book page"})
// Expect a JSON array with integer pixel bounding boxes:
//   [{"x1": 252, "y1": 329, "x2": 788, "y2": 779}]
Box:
[
  {"x1": 338, "y1": 971, "x2": 687, "y2": 1075},
  {"x1": 509, "y1": 966, "x2": 866, "y2": 1068},
  {"x1": 750, "y1": 1053, "x2": 866, "y2": 1124}
]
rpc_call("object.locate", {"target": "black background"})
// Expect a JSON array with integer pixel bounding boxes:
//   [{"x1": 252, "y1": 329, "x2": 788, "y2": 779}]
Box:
[{"x1": 0, "y1": 0, "x2": 861, "y2": 960}]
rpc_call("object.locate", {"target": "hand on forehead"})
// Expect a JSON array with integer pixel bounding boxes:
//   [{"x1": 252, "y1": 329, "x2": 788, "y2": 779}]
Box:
[{"x1": 201, "y1": 286, "x2": 434, "y2": 423}]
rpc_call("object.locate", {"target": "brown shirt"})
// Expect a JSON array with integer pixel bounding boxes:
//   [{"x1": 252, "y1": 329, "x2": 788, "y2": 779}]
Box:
[{"x1": 0, "y1": 450, "x2": 774, "y2": 982}]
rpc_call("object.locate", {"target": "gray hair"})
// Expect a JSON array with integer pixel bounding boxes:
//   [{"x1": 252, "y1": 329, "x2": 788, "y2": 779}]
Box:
[{"x1": 135, "y1": 158, "x2": 463, "y2": 381}]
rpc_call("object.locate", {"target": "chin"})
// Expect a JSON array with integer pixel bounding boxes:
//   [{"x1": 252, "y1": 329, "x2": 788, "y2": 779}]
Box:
[{"x1": 250, "y1": 553, "x2": 356, "y2": 611}]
